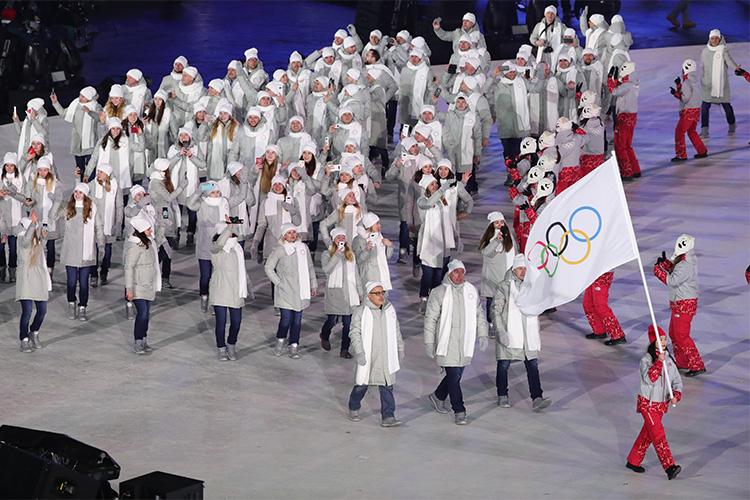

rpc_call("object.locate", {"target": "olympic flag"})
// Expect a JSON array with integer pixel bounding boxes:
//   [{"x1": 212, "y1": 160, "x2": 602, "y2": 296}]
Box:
[{"x1": 516, "y1": 157, "x2": 639, "y2": 315}]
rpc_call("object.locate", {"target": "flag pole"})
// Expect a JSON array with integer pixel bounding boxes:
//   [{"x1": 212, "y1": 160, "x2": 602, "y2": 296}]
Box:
[{"x1": 611, "y1": 160, "x2": 675, "y2": 402}]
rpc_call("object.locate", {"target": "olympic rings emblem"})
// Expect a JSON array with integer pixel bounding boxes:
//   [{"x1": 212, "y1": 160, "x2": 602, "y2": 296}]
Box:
[{"x1": 526, "y1": 206, "x2": 602, "y2": 277}]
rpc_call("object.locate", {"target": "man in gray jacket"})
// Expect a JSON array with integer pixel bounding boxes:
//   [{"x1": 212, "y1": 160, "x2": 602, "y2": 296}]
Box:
[
  {"x1": 348, "y1": 281, "x2": 405, "y2": 427},
  {"x1": 424, "y1": 260, "x2": 488, "y2": 425}
]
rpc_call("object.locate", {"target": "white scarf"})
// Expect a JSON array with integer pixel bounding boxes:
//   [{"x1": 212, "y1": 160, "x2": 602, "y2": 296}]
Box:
[
  {"x1": 3, "y1": 175, "x2": 24, "y2": 226},
  {"x1": 312, "y1": 93, "x2": 327, "y2": 128},
  {"x1": 327, "y1": 252, "x2": 360, "y2": 307},
  {"x1": 64, "y1": 98, "x2": 95, "y2": 149},
  {"x1": 243, "y1": 122, "x2": 271, "y2": 159},
  {"x1": 99, "y1": 137, "x2": 131, "y2": 188},
  {"x1": 209, "y1": 121, "x2": 233, "y2": 175},
  {"x1": 264, "y1": 192, "x2": 289, "y2": 222},
  {"x1": 418, "y1": 200, "x2": 455, "y2": 263},
  {"x1": 502, "y1": 77, "x2": 530, "y2": 131},
  {"x1": 586, "y1": 27, "x2": 606, "y2": 52},
  {"x1": 258, "y1": 105, "x2": 277, "y2": 134},
  {"x1": 582, "y1": 62, "x2": 603, "y2": 102},
  {"x1": 127, "y1": 82, "x2": 148, "y2": 113},
  {"x1": 169, "y1": 146, "x2": 200, "y2": 197},
  {"x1": 544, "y1": 76, "x2": 560, "y2": 129},
  {"x1": 338, "y1": 121, "x2": 362, "y2": 145},
  {"x1": 203, "y1": 195, "x2": 229, "y2": 222},
  {"x1": 369, "y1": 232, "x2": 392, "y2": 290},
  {"x1": 228, "y1": 77, "x2": 245, "y2": 107},
  {"x1": 94, "y1": 177, "x2": 118, "y2": 236},
  {"x1": 451, "y1": 72, "x2": 466, "y2": 95},
  {"x1": 342, "y1": 205, "x2": 362, "y2": 242},
  {"x1": 178, "y1": 81, "x2": 203, "y2": 102},
  {"x1": 223, "y1": 236, "x2": 247, "y2": 298},
  {"x1": 707, "y1": 43, "x2": 726, "y2": 98},
  {"x1": 283, "y1": 241, "x2": 311, "y2": 300},
  {"x1": 436, "y1": 282, "x2": 478, "y2": 357},
  {"x1": 77, "y1": 200, "x2": 97, "y2": 261},
  {"x1": 356, "y1": 304, "x2": 399, "y2": 385},
  {"x1": 458, "y1": 109, "x2": 477, "y2": 166},
  {"x1": 292, "y1": 180, "x2": 309, "y2": 232},
  {"x1": 36, "y1": 178, "x2": 54, "y2": 224},
  {"x1": 406, "y1": 62, "x2": 429, "y2": 117},
  {"x1": 127, "y1": 236, "x2": 162, "y2": 293},
  {"x1": 507, "y1": 279, "x2": 540, "y2": 350}
]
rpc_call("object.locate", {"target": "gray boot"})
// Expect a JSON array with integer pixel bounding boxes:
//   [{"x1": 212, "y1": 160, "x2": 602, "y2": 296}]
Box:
[
  {"x1": 133, "y1": 339, "x2": 146, "y2": 355},
  {"x1": 273, "y1": 338, "x2": 285, "y2": 356},
  {"x1": 142, "y1": 338, "x2": 152, "y2": 353},
  {"x1": 397, "y1": 248, "x2": 407, "y2": 264},
  {"x1": 217, "y1": 347, "x2": 229, "y2": 361},
  {"x1": 30, "y1": 332, "x2": 42, "y2": 350},
  {"x1": 8, "y1": 267, "x2": 16, "y2": 283},
  {"x1": 700, "y1": 126, "x2": 709, "y2": 138},
  {"x1": 0, "y1": 266, "x2": 6, "y2": 282},
  {"x1": 428, "y1": 393, "x2": 448, "y2": 414},
  {"x1": 200, "y1": 295, "x2": 208, "y2": 313},
  {"x1": 347, "y1": 410, "x2": 361, "y2": 422},
  {"x1": 288, "y1": 343, "x2": 301, "y2": 359},
  {"x1": 90, "y1": 275, "x2": 98, "y2": 288},
  {"x1": 454, "y1": 412, "x2": 468, "y2": 425},
  {"x1": 67, "y1": 302, "x2": 77, "y2": 320},
  {"x1": 78, "y1": 306, "x2": 87, "y2": 322},
  {"x1": 497, "y1": 396, "x2": 511, "y2": 408},
  {"x1": 728, "y1": 123, "x2": 736, "y2": 134},
  {"x1": 381, "y1": 416, "x2": 402, "y2": 427},
  {"x1": 20, "y1": 338, "x2": 33, "y2": 353},
  {"x1": 226, "y1": 344, "x2": 237, "y2": 361},
  {"x1": 532, "y1": 397, "x2": 552, "y2": 412},
  {"x1": 126, "y1": 301, "x2": 134, "y2": 320}
]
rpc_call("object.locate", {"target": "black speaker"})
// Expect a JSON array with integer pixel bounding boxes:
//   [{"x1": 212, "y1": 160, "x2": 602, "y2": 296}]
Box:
[
  {"x1": 119, "y1": 471, "x2": 204, "y2": 500},
  {"x1": 0, "y1": 442, "x2": 110, "y2": 499}
]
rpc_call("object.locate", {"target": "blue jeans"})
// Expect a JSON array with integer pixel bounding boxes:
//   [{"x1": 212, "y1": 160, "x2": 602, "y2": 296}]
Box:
[
  {"x1": 133, "y1": 299, "x2": 151, "y2": 340},
  {"x1": 186, "y1": 207, "x2": 197, "y2": 234},
  {"x1": 198, "y1": 259, "x2": 212, "y2": 296},
  {"x1": 320, "y1": 314, "x2": 352, "y2": 351},
  {"x1": 277, "y1": 308, "x2": 303, "y2": 344},
  {"x1": 701, "y1": 101, "x2": 736, "y2": 128},
  {"x1": 485, "y1": 297, "x2": 494, "y2": 324},
  {"x1": 435, "y1": 366, "x2": 465, "y2": 413},
  {"x1": 19, "y1": 300, "x2": 47, "y2": 340},
  {"x1": 65, "y1": 266, "x2": 91, "y2": 306},
  {"x1": 214, "y1": 305, "x2": 242, "y2": 348},
  {"x1": 348, "y1": 385, "x2": 396, "y2": 418},
  {"x1": 464, "y1": 164, "x2": 478, "y2": 193},
  {"x1": 419, "y1": 257, "x2": 450, "y2": 298},
  {"x1": 307, "y1": 220, "x2": 320, "y2": 254},
  {"x1": 75, "y1": 155, "x2": 92, "y2": 182},
  {"x1": 496, "y1": 358, "x2": 543, "y2": 400},
  {"x1": 0, "y1": 235, "x2": 18, "y2": 268},
  {"x1": 90, "y1": 242, "x2": 112, "y2": 278}
]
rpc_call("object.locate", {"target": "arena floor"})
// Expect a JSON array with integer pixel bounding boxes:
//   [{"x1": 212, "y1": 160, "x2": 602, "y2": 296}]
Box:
[{"x1": 1, "y1": 43, "x2": 749, "y2": 498}]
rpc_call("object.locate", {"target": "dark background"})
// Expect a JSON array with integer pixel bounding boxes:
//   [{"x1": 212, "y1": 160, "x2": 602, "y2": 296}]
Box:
[{"x1": 1, "y1": 0, "x2": 748, "y2": 125}]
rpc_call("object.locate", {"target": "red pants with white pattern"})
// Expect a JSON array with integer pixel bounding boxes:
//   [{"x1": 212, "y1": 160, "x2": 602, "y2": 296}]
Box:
[
  {"x1": 614, "y1": 112, "x2": 641, "y2": 177},
  {"x1": 669, "y1": 299, "x2": 705, "y2": 371},
  {"x1": 580, "y1": 154, "x2": 605, "y2": 177},
  {"x1": 555, "y1": 166, "x2": 581, "y2": 195},
  {"x1": 627, "y1": 397, "x2": 676, "y2": 470},
  {"x1": 582, "y1": 272, "x2": 625, "y2": 340},
  {"x1": 674, "y1": 108, "x2": 707, "y2": 159}
]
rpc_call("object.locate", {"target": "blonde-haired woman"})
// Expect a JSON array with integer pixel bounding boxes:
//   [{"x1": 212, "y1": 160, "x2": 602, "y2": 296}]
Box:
[
  {"x1": 26, "y1": 157, "x2": 62, "y2": 278},
  {"x1": 206, "y1": 100, "x2": 238, "y2": 180},
  {"x1": 320, "y1": 227, "x2": 363, "y2": 358},
  {"x1": 320, "y1": 189, "x2": 363, "y2": 249},
  {"x1": 84, "y1": 118, "x2": 134, "y2": 194},
  {"x1": 100, "y1": 84, "x2": 126, "y2": 122},
  {"x1": 87, "y1": 164, "x2": 123, "y2": 287},
  {"x1": 250, "y1": 175, "x2": 300, "y2": 262},
  {"x1": 53, "y1": 183, "x2": 104, "y2": 321},
  {"x1": 15, "y1": 211, "x2": 50, "y2": 352},
  {"x1": 50, "y1": 86, "x2": 101, "y2": 182}
]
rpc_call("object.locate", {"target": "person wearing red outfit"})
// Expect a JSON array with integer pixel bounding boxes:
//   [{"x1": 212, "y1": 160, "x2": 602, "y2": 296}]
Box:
[
  {"x1": 670, "y1": 59, "x2": 708, "y2": 162},
  {"x1": 583, "y1": 271, "x2": 626, "y2": 345},
  {"x1": 653, "y1": 234, "x2": 706, "y2": 377},
  {"x1": 608, "y1": 61, "x2": 640, "y2": 179},
  {"x1": 626, "y1": 325, "x2": 683, "y2": 480}
]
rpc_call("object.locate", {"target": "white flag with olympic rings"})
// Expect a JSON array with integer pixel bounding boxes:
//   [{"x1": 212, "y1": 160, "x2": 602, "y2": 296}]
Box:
[{"x1": 517, "y1": 157, "x2": 639, "y2": 316}]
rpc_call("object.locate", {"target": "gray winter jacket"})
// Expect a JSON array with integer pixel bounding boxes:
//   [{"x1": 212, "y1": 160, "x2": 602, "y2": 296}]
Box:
[
  {"x1": 321, "y1": 248, "x2": 364, "y2": 316},
  {"x1": 491, "y1": 270, "x2": 539, "y2": 361},
  {"x1": 349, "y1": 298, "x2": 405, "y2": 386},
  {"x1": 209, "y1": 227, "x2": 249, "y2": 309},
  {"x1": 638, "y1": 353, "x2": 683, "y2": 403},
  {"x1": 15, "y1": 221, "x2": 50, "y2": 302},
  {"x1": 124, "y1": 239, "x2": 158, "y2": 301},
  {"x1": 264, "y1": 242, "x2": 317, "y2": 312}
]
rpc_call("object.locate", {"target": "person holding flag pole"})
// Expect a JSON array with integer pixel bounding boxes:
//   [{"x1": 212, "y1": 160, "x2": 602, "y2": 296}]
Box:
[{"x1": 515, "y1": 156, "x2": 683, "y2": 477}]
